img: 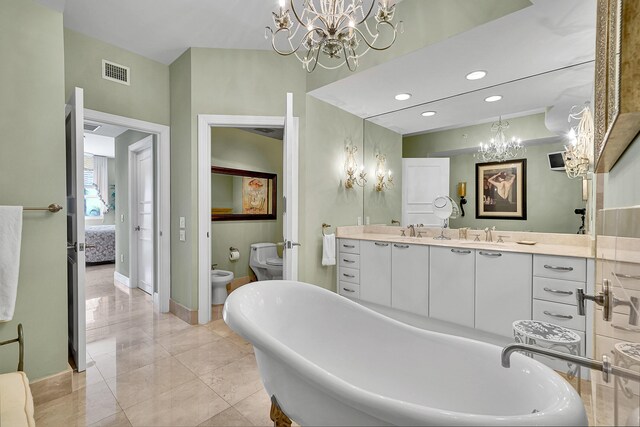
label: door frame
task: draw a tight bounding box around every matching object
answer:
[197,114,299,325]
[84,109,171,313]
[128,136,154,296]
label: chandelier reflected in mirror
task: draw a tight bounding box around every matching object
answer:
[563,103,593,179]
[475,117,525,163]
[266,0,403,72]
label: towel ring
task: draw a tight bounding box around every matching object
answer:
[322,223,331,236]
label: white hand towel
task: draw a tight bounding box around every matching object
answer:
[0,206,23,322]
[322,233,336,266]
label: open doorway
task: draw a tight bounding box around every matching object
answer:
[197,93,300,325]
[209,127,284,320]
[65,91,171,372]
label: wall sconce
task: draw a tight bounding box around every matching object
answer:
[563,102,593,179]
[344,144,367,189]
[457,182,467,216]
[374,153,393,192]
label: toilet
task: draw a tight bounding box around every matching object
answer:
[211,269,234,305]
[249,243,283,281]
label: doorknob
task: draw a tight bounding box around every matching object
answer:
[285,240,301,249]
[134,226,141,231]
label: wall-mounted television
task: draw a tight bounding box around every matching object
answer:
[548,151,566,171]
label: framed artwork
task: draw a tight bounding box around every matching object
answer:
[476,159,527,220]
[211,166,277,221]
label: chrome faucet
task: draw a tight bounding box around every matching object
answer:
[211,264,218,270]
[408,225,416,237]
[484,226,496,242]
[501,343,640,383]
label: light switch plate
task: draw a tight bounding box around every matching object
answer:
[179,217,186,229]
[120,214,124,222]
[179,230,186,241]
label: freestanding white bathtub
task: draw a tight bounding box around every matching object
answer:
[223,280,587,426]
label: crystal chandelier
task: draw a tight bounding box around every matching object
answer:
[475,117,525,163]
[266,0,403,72]
[563,103,593,179]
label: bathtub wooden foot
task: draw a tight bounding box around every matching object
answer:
[270,395,292,427]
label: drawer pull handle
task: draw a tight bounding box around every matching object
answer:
[451,249,471,254]
[612,324,640,333]
[394,244,409,249]
[343,244,355,249]
[544,264,574,272]
[613,272,640,280]
[479,251,502,257]
[543,310,573,320]
[543,287,574,296]
[343,259,356,263]
[375,242,389,247]
[343,273,355,278]
[342,288,356,293]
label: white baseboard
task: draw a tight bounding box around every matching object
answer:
[114,271,133,288]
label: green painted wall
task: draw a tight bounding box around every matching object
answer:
[306,0,531,91]
[363,120,403,225]
[114,130,152,277]
[64,29,170,126]
[169,49,194,308]
[301,96,365,291]
[211,128,283,278]
[604,133,640,209]
[403,113,555,157]
[0,0,68,380]
[447,141,585,233]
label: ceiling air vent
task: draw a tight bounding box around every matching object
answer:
[84,123,101,132]
[102,60,130,85]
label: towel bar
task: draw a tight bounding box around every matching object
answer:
[23,204,63,213]
[0,324,24,371]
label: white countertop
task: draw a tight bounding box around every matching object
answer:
[336,230,594,259]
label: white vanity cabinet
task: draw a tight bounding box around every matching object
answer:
[391,243,429,316]
[429,246,475,328]
[360,241,392,306]
[475,250,532,338]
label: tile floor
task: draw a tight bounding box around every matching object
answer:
[34,264,274,427]
[34,264,607,426]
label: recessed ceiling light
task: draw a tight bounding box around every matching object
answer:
[395,93,412,101]
[421,111,436,117]
[484,95,502,103]
[466,70,487,80]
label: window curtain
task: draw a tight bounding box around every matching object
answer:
[93,155,110,214]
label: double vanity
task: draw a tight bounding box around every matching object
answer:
[336,225,595,372]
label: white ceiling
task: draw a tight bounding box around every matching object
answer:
[84,134,115,158]
[49,0,281,64]
[309,0,597,136]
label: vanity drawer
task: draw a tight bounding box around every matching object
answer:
[338,282,360,298]
[534,255,586,282]
[533,277,580,306]
[533,300,585,332]
[339,267,360,284]
[339,253,360,269]
[339,239,360,254]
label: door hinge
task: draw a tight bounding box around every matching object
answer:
[283,196,286,214]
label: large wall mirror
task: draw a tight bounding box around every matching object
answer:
[314,1,597,235]
[211,166,277,221]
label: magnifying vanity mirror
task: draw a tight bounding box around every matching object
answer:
[432,196,460,240]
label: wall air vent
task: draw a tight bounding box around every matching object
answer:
[102,60,130,85]
[84,123,101,132]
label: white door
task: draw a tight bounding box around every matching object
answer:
[131,138,154,295]
[401,158,450,227]
[65,87,86,372]
[283,93,299,280]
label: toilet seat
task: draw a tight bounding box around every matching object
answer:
[266,257,283,267]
